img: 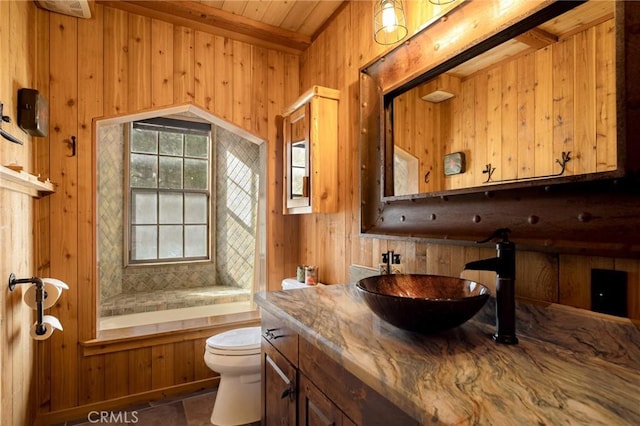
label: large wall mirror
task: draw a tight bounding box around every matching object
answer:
[391,0,615,196]
[375,1,620,199]
[359,0,640,255]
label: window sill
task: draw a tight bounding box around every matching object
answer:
[81,310,260,356]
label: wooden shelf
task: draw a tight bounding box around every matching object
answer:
[0,165,55,198]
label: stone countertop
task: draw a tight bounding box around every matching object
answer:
[254,283,640,425]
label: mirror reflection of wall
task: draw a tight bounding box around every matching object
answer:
[390,2,616,197]
[393,146,419,196]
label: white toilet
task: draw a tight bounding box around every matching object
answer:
[204,326,262,426]
[204,279,319,425]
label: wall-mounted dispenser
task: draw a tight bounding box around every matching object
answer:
[8,273,68,340]
[18,88,48,137]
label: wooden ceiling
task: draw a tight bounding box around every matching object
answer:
[99,0,346,53]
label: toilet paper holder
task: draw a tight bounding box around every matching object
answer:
[8,273,67,339]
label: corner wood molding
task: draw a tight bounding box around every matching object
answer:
[0,165,55,198]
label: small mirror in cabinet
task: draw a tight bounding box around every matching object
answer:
[284,103,311,210]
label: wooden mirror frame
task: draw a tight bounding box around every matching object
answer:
[359,0,640,257]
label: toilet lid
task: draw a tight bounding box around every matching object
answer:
[206,326,261,354]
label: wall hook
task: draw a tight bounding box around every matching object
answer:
[65,135,76,157]
[0,102,23,145]
[483,163,495,183]
[483,152,572,184]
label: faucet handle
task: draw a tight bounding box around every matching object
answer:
[476,228,511,244]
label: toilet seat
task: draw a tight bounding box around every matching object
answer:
[206,326,261,356]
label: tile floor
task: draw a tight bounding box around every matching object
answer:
[64,389,260,426]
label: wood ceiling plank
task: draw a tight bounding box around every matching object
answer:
[198,0,225,9]
[298,1,343,37]
[279,1,316,33]
[260,1,293,27]
[99,0,310,53]
[220,0,247,16]
[242,1,272,23]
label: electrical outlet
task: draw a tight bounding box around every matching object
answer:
[591,269,627,317]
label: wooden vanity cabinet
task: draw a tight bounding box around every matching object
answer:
[263,341,297,426]
[261,310,418,426]
[282,86,339,215]
[298,374,356,426]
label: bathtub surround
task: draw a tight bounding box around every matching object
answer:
[256,284,640,424]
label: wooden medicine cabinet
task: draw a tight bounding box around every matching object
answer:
[282,86,339,215]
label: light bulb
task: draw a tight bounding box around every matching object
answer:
[381,1,397,33]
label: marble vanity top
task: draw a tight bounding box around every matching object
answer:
[255,283,640,425]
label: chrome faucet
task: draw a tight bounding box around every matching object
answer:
[463,228,518,345]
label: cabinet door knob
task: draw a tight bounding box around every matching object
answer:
[264,329,283,340]
[281,386,295,400]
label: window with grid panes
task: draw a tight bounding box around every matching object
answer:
[126,118,211,264]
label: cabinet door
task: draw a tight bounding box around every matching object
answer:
[298,374,356,426]
[263,342,297,426]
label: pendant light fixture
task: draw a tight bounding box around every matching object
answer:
[428,0,456,5]
[374,0,408,45]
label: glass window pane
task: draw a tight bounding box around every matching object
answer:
[132,225,157,260]
[291,167,305,197]
[159,131,183,156]
[185,225,207,257]
[185,193,207,224]
[159,225,183,258]
[159,193,183,224]
[132,192,157,224]
[159,156,183,189]
[131,128,157,154]
[185,134,209,158]
[184,158,208,189]
[130,153,158,188]
[291,143,306,168]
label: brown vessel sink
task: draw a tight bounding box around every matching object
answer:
[356,274,490,334]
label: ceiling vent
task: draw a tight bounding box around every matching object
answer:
[34,0,92,19]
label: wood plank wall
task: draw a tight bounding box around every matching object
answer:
[393,18,616,193]
[296,2,640,318]
[0,2,39,425]
[2,0,638,424]
[24,2,301,422]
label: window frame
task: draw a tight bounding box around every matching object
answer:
[123,119,215,267]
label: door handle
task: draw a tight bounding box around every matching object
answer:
[281,386,295,400]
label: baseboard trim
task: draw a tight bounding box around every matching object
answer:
[34,377,219,426]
